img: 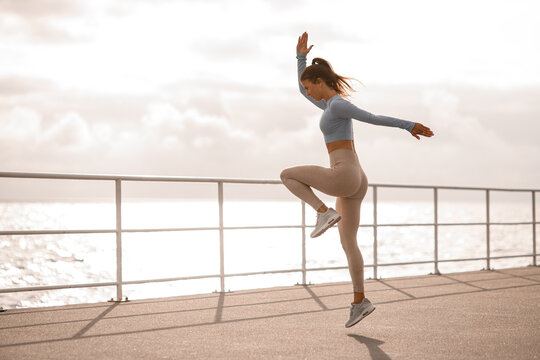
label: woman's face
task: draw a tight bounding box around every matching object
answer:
[301,79,323,101]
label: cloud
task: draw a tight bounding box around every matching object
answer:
[0,106,112,170]
[141,103,185,131]
[190,38,261,61]
[0,18,84,44]
[0,106,42,141]
[42,112,92,150]
[0,0,89,43]
[0,76,54,96]
[0,0,83,19]
[422,88,499,145]
[141,102,252,145]
[0,100,258,175]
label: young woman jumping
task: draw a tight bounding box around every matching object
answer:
[280,32,434,328]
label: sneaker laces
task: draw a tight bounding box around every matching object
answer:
[315,212,322,224]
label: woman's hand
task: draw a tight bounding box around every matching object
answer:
[411,123,434,140]
[297,32,314,55]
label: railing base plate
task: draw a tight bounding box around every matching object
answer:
[107,297,130,303]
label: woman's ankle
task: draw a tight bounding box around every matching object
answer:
[317,204,328,213]
[353,292,365,304]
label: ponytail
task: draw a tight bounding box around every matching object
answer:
[301,57,358,97]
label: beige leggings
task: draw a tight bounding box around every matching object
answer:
[280,149,368,292]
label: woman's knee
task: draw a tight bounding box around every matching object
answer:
[280,168,291,182]
[340,235,359,253]
[341,238,363,263]
[281,166,305,183]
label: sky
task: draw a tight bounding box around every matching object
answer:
[1,0,539,197]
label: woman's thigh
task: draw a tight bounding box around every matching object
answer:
[335,173,368,238]
[281,164,361,198]
[336,196,362,239]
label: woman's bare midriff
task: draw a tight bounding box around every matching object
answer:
[326,140,356,154]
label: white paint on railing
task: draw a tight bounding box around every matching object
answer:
[373,186,378,279]
[115,179,123,301]
[486,190,491,270]
[434,188,440,275]
[533,191,537,267]
[301,201,307,285]
[218,182,225,293]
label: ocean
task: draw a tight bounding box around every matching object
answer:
[1,195,538,309]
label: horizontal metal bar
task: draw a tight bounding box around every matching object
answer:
[437,222,540,226]
[375,223,435,227]
[395,222,484,227]
[375,259,435,267]
[1,172,538,192]
[0,171,281,184]
[0,226,303,236]
[224,269,303,277]
[126,221,540,234]
[366,221,539,228]
[127,225,305,233]
[223,225,302,231]
[374,183,540,192]
[129,266,368,282]
[0,229,116,236]
[305,265,350,272]
[487,222,539,226]
[122,274,221,286]
[375,254,534,267]
[0,281,117,294]
[438,256,494,263]
[122,227,220,233]
[4,221,539,237]
[477,254,534,261]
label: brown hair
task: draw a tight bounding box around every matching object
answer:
[300,57,357,97]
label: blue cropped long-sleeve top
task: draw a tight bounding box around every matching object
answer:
[296,52,415,143]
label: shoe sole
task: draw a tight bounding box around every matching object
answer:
[345,305,376,328]
[310,215,342,238]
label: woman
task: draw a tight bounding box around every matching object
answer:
[280,32,434,328]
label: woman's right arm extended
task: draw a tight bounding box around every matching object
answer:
[296,32,326,110]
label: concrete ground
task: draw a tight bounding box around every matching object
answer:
[1,266,539,360]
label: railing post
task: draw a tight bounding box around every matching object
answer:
[115,179,123,301]
[218,182,225,292]
[301,200,307,284]
[373,186,378,279]
[433,187,440,275]
[533,191,537,266]
[486,189,491,270]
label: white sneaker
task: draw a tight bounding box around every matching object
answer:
[310,207,341,238]
[345,298,375,328]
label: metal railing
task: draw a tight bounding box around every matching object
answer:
[0,171,538,302]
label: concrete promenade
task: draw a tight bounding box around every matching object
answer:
[1,266,539,359]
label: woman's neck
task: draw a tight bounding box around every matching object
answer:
[321,88,339,101]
